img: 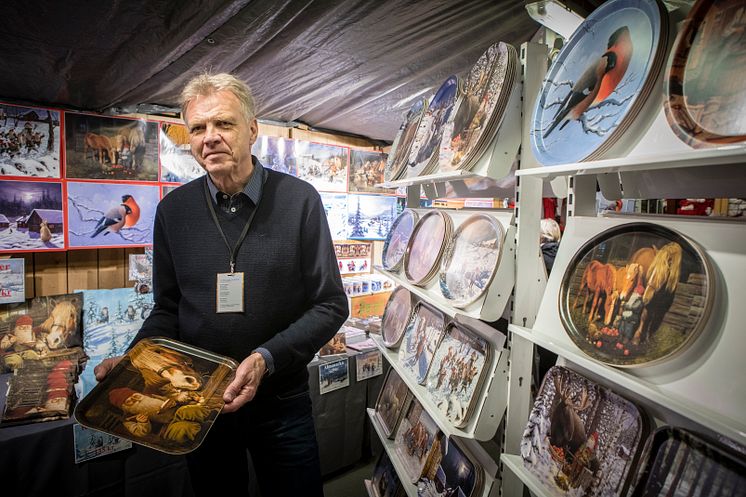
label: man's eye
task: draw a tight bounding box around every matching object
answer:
[190,125,204,133]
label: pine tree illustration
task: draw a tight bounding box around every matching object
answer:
[349,197,365,237]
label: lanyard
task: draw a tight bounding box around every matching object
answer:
[203,176,258,274]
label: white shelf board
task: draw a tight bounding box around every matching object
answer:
[372,333,508,441]
[501,454,555,497]
[364,479,375,497]
[367,408,419,497]
[375,208,515,322]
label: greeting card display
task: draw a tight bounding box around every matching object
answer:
[530,0,669,165]
[0,102,61,178]
[374,368,411,439]
[385,98,428,182]
[425,322,492,428]
[407,76,461,178]
[0,180,65,252]
[418,436,484,497]
[521,366,649,497]
[404,210,453,286]
[664,0,746,148]
[439,213,504,307]
[630,427,746,497]
[382,286,414,348]
[438,42,517,173]
[559,222,714,367]
[370,451,405,497]
[74,337,237,455]
[398,302,446,384]
[383,209,419,271]
[394,397,442,483]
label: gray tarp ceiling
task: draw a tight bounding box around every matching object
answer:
[0,0,609,142]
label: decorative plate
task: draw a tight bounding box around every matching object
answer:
[559,222,714,367]
[424,322,492,428]
[530,0,667,165]
[382,209,419,271]
[407,76,461,177]
[521,366,649,497]
[664,0,746,148]
[370,451,405,497]
[439,213,504,307]
[384,98,428,182]
[417,436,484,497]
[404,210,452,286]
[74,337,237,455]
[394,397,442,483]
[374,368,411,439]
[381,286,414,348]
[630,427,746,497]
[398,302,446,385]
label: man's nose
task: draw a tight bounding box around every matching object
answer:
[203,126,222,146]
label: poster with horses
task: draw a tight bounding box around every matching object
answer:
[559,223,714,367]
[74,337,238,454]
[159,122,204,183]
[66,181,158,248]
[0,102,61,178]
[295,140,349,193]
[64,113,159,181]
[0,179,65,252]
[520,366,649,497]
[0,292,84,373]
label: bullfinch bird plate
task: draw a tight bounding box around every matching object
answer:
[664,0,746,148]
[384,98,428,183]
[74,337,238,455]
[404,210,453,286]
[558,223,714,368]
[438,213,504,308]
[406,76,461,178]
[382,209,419,271]
[381,286,414,348]
[531,0,669,166]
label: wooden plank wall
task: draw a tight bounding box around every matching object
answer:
[1,123,385,300]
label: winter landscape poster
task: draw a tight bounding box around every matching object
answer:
[0,180,65,252]
[346,193,398,241]
[77,287,154,398]
[0,258,25,304]
[296,140,349,192]
[73,423,132,463]
[65,113,159,181]
[320,192,348,240]
[159,122,204,183]
[0,103,61,178]
[66,181,158,248]
[255,135,297,175]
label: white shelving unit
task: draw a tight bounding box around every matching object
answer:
[367,409,502,497]
[375,208,515,322]
[500,454,554,497]
[372,316,509,441]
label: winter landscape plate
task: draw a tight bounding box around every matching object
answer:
[383,209,419,271]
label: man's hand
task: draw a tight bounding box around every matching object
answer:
[222,352,266,413]
[94,355,124,381]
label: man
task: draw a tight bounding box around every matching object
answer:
[95,73,348,496]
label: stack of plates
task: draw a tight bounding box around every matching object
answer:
[530,0,670,166]
[404,210,453,286]
[384,98,428,182]
[382,209,419,271]
[664,0,746,148]
[405,75,462,178]
[438,42,518,173]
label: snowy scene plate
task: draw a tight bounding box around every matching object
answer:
[404,210,452,286]
[398,302,445,385]
[385,98,427,183]
[383,209,419,272]
[74,337,237,455]
[382,286,414,349]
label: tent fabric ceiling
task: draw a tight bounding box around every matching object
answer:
[0,0,541,142]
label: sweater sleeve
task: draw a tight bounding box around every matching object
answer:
[131,206,180,345]
[258,193,349,373]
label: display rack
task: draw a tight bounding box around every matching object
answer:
[375,208,515,322]
[367,409,501,497]
[371,318,509,441]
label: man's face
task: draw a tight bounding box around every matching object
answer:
[184,90,258,178]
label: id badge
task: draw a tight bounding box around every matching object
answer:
[216,272,244,313]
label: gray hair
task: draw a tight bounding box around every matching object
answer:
[180,72,256,125]
[540,218,561,243]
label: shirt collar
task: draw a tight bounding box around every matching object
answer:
[206,156,264,205]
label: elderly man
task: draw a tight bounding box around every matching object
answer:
[96,73,348,497]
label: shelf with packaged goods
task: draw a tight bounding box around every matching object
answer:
[508,212,746,448]
[515,108,746,200]
[367,409,501,497]
[375,208,515,322]
[376,73,522,193]
[500,454,554,497]
[371,323,509,442]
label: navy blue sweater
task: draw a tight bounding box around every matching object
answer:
[133,169,348,397]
